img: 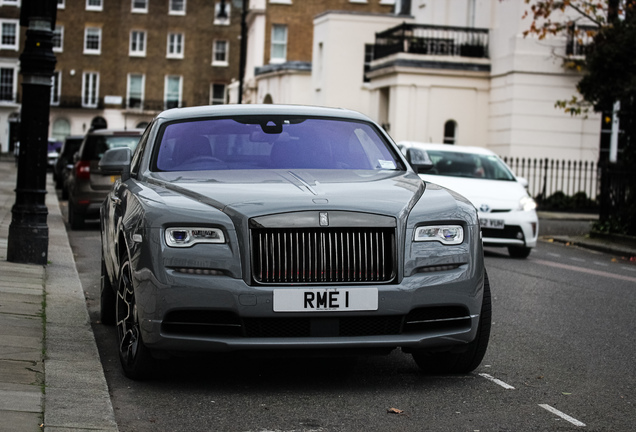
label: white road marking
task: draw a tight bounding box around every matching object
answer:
[547,253,561,258]
[593,261,609,267]
[539,404,586,427]
[534,259,636,283]
[570,257,586,262]
[622,266,636,272]
[478,373,515,390]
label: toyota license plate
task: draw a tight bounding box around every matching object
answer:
[481,218,505,229]
[273,288,378,312]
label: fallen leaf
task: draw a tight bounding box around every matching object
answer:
[387,407,404,414]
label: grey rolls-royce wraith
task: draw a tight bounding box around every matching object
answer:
[99,104,490,380]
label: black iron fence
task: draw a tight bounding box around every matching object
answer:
[374,23,490,60]
[598,165,636,235]
[501,157,600,211]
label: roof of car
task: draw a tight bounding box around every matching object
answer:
[398,142,498,156]
[156,104,373,122]
[88,128,144,136]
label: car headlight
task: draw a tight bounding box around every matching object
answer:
[519,196,537,212]
[165,227,225,248]
[414,225,464,245]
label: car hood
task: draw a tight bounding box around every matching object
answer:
[419,174,527,211]
[145,169,427,221]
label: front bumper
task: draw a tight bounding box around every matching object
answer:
[133,266,484,354]
[479,209,538,248]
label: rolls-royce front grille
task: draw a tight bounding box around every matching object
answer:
[251,228,396,284]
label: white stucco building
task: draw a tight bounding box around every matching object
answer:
[245,0,602,162]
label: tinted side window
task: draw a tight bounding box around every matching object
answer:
[130,123,153,177]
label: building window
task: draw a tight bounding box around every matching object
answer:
[167,33,184,58]
[212,40,228,66]
[52,26,64,52]
[52,118,71,142]
[210,83,225,105]
[0,67,16,102]
[82,72,99,108]
[84,27,101,55]
[169,0,186,15]
[165,75,182,109]
[130,31,146,56]
[271,24,287,63]
[0,20,19,51]
[214,1,230,25]
[132,0,148,12]
[0,0,19,6]
[51,71,61,105]
[443,120,457,144]
[58,0,65,8]
[86,0,103,11]
[127,74,144,109]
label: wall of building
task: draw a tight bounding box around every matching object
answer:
[368,58,491,144]
[487,0,601,160]
[312,12,406,117]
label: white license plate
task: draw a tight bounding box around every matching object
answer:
[481,218,505,229]
[273,288,378,312]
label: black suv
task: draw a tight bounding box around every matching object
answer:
[67,129,143,229]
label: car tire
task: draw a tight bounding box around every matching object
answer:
[116,257,155,380]
[100,258,116,326]
[61,186,69,200]
[508,246,532,259]
[412,271,492,374]
[68,202,85,230]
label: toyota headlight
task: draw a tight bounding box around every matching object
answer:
[414,225,464,245]
[519,196,537,212]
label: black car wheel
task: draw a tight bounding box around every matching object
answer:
[412,271,492,374]
[508,246,532,259]
[100,257,116,326]
[116,257,154,380]
[68,201,85,230]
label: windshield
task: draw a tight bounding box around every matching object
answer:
[424,150,516,181]
[153,117,403,172]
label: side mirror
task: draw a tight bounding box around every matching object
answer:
[406,148,434,173]
[517,176,529,188]
[99,147,132,181]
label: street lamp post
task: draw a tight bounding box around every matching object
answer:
[235,0,248,104]
[218,0,248,104]
[7,1,57,265]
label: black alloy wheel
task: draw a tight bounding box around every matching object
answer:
[116,257,154,379]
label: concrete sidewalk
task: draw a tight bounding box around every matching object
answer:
[0,157,117,432]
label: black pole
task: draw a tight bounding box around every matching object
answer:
[238,0,248,104]
[7,1,57,265]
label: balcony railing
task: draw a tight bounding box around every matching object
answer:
[373,23,489,61]
[51,97,185,111]
[565,24,596,57]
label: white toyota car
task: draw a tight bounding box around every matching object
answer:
[399,142,538,258]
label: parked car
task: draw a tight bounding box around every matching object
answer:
[67,128,143,229]
[399,142,538,258]
[47,139,63,171]
[99,105,490,380]
[54,135,84,197]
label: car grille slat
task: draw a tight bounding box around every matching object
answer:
[251,227,396,284]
